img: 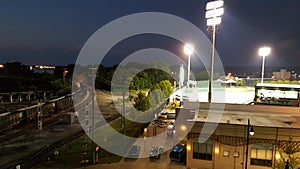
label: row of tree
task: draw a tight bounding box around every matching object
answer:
[259,80,300,85]
[95,61,174,111]
[0,62,73,96]
[134,80,173,111]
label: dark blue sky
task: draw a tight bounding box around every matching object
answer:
[0,0,299,67]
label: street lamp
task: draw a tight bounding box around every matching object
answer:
[184,44,194,87]
[143,128,147,153]
[245,119,254,169]
[258,46,271,84]
[144,136,147,153]
[206,0,224,103]
[172,130,176,146]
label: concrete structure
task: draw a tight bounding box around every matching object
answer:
[63,112,76,124]
[176,102,300,169]
[273,69,291,81]
[0,91,53,103]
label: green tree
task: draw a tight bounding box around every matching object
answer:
[235,79,245,86]
[149,83,165,107]
[158,80,173,98]
[277,80,284,84]
[134,92,150,111]
[195,71,209,81]
[275,138,300,169]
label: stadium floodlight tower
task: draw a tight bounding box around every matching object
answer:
[184,43,194,87]
[206,0,224,103]
[258,46,271,84]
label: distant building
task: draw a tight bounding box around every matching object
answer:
[176,103,300,169]
[272,69,291,80]
[31,65,55,74]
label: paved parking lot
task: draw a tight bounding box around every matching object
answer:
[79,116,186,169]
[82,153,186,169]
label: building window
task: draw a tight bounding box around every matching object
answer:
[250,143,273,167]
[193,138,212,160]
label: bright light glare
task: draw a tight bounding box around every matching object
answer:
[184,44,194,55]
[275,153,281,160]
[187,145,191,151]
[214,147,219,154]
[205,8,224,18]
[207,17,222,26]
[180,125,187,131]
[206,0,224,10]
[258,47,271,56]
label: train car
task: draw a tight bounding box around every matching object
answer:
[0,95,73,132]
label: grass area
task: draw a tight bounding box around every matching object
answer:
[39,135,123,168]
[39,114,149,168]
[38,90,164,168]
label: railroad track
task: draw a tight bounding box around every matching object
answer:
[0,106,74,144]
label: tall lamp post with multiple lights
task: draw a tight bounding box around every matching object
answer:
[206,0,224,103]
[258,47,271,84]
[245,119,254,169]
[184,44,194,88]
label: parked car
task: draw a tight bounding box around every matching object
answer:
[127,145,140,158]
[149,146,164,159]
[169,144,186,163]
[149,146,163,159]
[167,125,175,136]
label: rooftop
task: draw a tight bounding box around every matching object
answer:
[182,102,300,129]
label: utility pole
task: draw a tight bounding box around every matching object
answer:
[37,100,42,132]
[122,89,126,135]
[90,66,97,164]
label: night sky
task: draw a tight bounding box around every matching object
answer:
[0,0,299,67]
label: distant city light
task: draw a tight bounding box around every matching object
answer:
[35,65,56,69]
[0,64,4,68]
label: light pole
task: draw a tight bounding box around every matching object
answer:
[245,119,254,169]
[184,44,194,87]
[143,128,147,153]
[206,0,224,103]
[172,130,176,146]
[144,136,147,153]
[154,113,158,139]
[258,47,271,84]
[63,68,68,85]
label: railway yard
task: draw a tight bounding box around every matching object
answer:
[0,90,122,169]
